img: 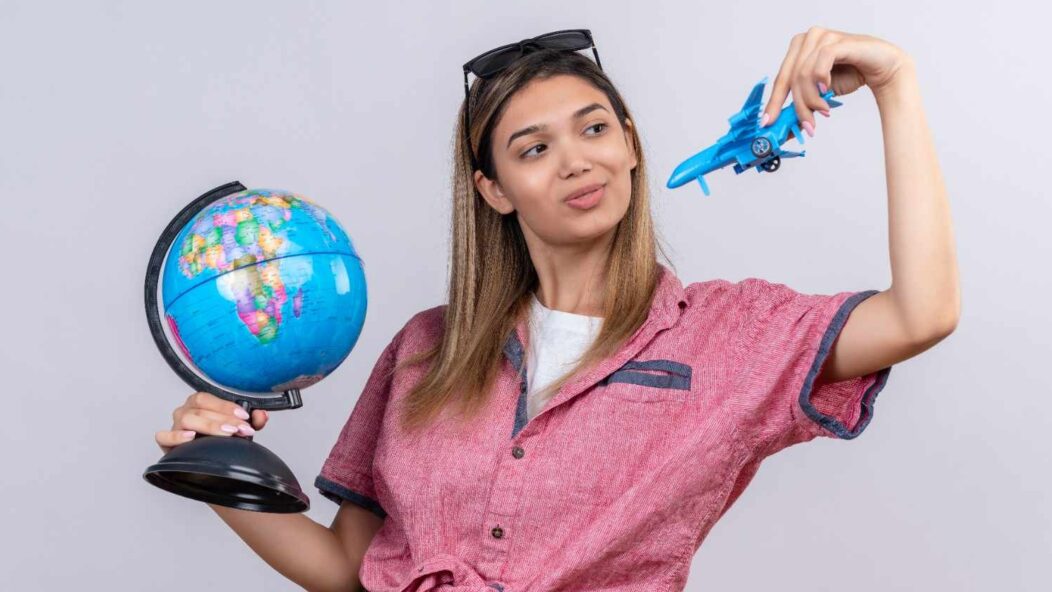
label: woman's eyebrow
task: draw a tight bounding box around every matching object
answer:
[506,103,609,149]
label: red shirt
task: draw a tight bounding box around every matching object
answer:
[316,264,891,592]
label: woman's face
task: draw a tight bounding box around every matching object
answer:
[473,74,638,248]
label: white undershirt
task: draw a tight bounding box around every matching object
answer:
[525,293,603,422]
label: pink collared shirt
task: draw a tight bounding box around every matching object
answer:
[316,264,892,592]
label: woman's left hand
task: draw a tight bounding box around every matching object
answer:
[759,26,913,136]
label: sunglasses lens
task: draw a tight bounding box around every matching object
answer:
[472,48,522,78]
[536,30,592,51]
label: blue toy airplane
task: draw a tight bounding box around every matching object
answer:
[666,76,843,195]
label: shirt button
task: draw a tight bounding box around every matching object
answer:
[512,446,524,459]
[491,526,504,539]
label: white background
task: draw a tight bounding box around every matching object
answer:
[1,0,1047,590]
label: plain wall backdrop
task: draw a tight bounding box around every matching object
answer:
[1,0,1047,590]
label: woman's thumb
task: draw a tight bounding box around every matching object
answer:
[251,409,268,430]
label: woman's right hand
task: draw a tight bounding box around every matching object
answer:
[155,391,269,454]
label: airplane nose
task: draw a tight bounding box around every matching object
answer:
[667,164,691,189]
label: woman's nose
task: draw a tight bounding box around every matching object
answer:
[559,143,592,177]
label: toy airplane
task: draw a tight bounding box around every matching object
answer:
[666,76,843,195]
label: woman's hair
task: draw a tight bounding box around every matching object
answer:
[395,48,673,433]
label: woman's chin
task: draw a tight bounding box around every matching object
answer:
[560,218,621,246]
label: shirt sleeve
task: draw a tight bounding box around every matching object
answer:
[314,327,404,519]
[733,277,893,453]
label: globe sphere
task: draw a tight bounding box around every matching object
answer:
[160,188,366,393]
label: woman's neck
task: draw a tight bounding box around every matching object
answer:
[527,234,612,317]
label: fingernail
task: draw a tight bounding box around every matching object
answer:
[220,424,238,433]
[238,424,256,435]
[818,81,827,94]
[182,431,196,440]
[262,410,268,419]
[760,113,770,127]
[819,109,830,118]
[234,407,250,420]
[802,120,815,137]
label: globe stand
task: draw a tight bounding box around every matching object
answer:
[143,415,309,513]
[142,181,310,513]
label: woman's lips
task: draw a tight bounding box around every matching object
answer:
[565,185,604,210]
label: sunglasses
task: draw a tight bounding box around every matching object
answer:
[461,29,603,171]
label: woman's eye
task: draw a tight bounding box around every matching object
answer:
[519,123,608,159]
[521,144,546,159]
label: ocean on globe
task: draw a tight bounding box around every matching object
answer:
[160,188,367,394]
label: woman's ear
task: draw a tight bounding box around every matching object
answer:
[474,170,516,215]
[623,118,639,171]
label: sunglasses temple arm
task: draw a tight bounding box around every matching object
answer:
[463,70,471,132]
[463,69,477,171]
[591,45,602,71]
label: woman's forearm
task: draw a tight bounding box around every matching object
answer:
[874,58,961,336]
[209,503,360,592]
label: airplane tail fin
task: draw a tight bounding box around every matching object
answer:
[820,88,844,109]
[741,76,768,120]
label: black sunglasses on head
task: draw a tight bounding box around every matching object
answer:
[461,29,603,171]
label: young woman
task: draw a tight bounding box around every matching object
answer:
[156,27,959,592]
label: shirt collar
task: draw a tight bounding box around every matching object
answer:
[503,263,686,375]
[649,262,688,329]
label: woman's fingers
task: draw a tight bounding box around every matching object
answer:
[790,30,827,136]
[801,46,833,114]
[184,391,252,422]
[763,27,851,136]
[172,406,256,438]
[156,391,264,454]
[812,40,844,101]
[182,408,255,434]
[172,391,255,433]
[156,408,257,454]
[761,33,805,127]
[155,428,196,454]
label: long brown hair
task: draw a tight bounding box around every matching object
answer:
[395,48,674,433]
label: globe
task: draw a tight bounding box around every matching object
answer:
[159,188,366,394]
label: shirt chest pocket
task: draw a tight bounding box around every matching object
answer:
[597,358,694,403]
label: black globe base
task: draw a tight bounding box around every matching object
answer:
[144,434,310,513]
